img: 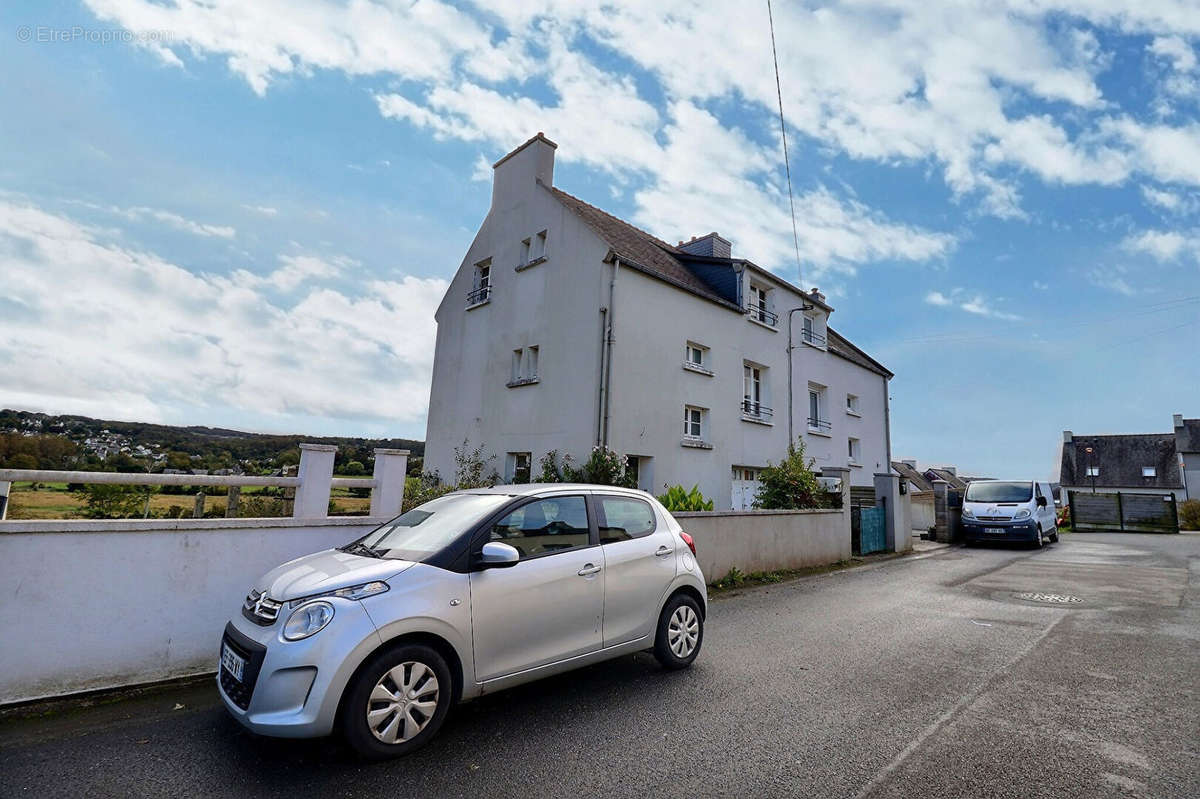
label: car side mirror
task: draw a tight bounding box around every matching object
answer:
[476,541,520,569]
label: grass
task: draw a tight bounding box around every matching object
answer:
[708,560,856,595]
[4,485,372,520]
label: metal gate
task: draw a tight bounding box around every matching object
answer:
[1069,490,1179,533]
[853,504,887,554]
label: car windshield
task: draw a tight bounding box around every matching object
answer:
[350,493,512,561]
[964,481,1033,503]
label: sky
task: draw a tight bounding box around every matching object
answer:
[1,0,1198,480]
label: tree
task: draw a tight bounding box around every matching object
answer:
[81,484,152,519]
[342,460,366,476]
[753,438,829,510]
[6,453,37,470]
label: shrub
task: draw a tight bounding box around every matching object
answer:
[753,438,829,510]
[657,484,714,512]
[1056,504,1072,530]
[573,446,635,487]
[453,439,499,488]
[80,484,153,519]
[402,473,453,513]
[1180,499,1200,531]
[240,495,286,518]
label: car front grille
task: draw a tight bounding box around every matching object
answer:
[242,589,283,626]
[976,516,1011,522]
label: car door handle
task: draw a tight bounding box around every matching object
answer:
[577,564,601,576]
[655,546,672,557]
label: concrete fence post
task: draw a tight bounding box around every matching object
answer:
[0,480,10,520]
[193,492,206,519]
[874,472,910,553]
[822,466,852,560]
[933,480,957,543]
[294,443,337,519]
[370,449,410,518]
[226,486,241,518]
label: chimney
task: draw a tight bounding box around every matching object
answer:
[1174,414,1184,430]
[492,132,557,208]
[1063,430,1073,443]
[810,287,826,303]
[678,232,731,259]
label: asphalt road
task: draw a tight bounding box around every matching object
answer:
[2,533,1197,798]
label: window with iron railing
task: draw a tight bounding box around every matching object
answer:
[468,259,492,307]
[740,400,773,420]
[746,284,777,327]
[801,317,826,346]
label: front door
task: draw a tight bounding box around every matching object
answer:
[469,495,603,681]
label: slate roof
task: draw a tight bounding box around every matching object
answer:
[548,185,892,379]
[1059,433,1183,489]
[827,329,893,378]
[891,461,933,492]
[548,187,739,310]
[925,468,967,490]
[1176,418,1200,453]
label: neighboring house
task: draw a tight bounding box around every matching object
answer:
[891,460,933,493]
[923,466,967,491]
[1060,413,1198,502]
[425,133,894,510]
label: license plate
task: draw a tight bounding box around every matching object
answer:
[221,643,246,682]
[984,527,1005,535]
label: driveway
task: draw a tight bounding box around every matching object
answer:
[2,533,1197,798]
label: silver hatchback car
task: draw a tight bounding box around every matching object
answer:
[217,484,707,758]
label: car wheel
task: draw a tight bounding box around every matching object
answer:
[1048,526,1059,543]
[1032,526,1044,549]
[654,593,704,670]
[340,642,452,760]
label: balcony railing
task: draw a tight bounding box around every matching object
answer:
[466,285,491,306]
[801,328,827,346]
[741,400,773,421]
[807,417,832,432]
[746,305,778,327]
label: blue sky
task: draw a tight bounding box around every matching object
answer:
[1,0,1198,479]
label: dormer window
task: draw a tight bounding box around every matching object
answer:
[683,341,712,375]
[517,230,549,271]
[1142,466,1156,478]
[801,314,826,347]
[1086,466,1100,477]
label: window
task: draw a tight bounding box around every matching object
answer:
[506,452,532,484]
[1086,466,1100,477]
[520,237,531,264]
[468,259,491,306]
[846,394,860,414]
[747,283,777,326]
[807,384,830,432]
[1142,466,1156,478]
[686,342,706,366]
[533,230,547,259]
[597,496,656,543]
[489,496,591,560]
[733,467,761,481]
[625,456,640,487]
[742,362,771,420]
[683,405,704,440]
[848,437,860,463]
[508,346,539,386]
[801,314,826,347]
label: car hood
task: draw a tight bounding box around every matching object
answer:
[257,549,415,601]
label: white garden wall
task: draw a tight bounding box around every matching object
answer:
[673,508,849,580]
[0,517,381,704]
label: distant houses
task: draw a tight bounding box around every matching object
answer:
[1060,413,1197,502]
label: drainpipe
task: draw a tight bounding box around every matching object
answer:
[883,376,892,472]
[601,257,621,447]
[596,307,608,446]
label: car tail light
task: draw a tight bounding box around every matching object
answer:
[679,531,696,556]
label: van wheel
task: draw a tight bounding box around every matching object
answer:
[653,593,704,670]
[1031,526,1044,549]
[1048,526,1059,544]
[340,642,452,760]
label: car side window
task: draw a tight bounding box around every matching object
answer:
[489,496,591,560]
[597,496,657,544]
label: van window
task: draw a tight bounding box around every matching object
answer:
[964,481,1033,503]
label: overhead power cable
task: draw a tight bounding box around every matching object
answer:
[767,0,804,287]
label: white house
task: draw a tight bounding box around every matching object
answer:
[425,133,894,510]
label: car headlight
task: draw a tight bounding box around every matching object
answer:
[1014,509,1031,519]
[283,601,335,641]
[962,507,974,518]
[287,580,389,609]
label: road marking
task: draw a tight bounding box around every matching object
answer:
[852,614,1066,799]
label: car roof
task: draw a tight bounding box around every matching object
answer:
[458,483,652,499]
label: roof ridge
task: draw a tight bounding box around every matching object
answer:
[549,186,682,255]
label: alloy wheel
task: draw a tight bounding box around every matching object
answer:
[366,661,440,744]
[667,605,699,658]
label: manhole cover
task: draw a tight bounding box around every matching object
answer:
[1014,591,1084,604]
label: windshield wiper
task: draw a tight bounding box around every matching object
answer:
[341,541,381,559]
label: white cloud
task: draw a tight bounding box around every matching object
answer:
[232,253,354,292]
[1122,228,1200,261]
[0,199,446,427]
[73,201,237,238]
[924,287,1022,320]
[1087,264,1141,296]
[241,204,278,216]
[1149,35,1198,72]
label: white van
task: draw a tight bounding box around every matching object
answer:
[961,480,1058,547]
